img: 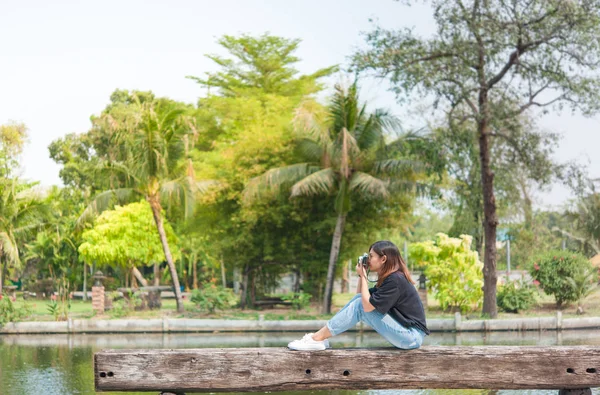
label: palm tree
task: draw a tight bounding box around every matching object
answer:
[245,82,422,313]
[553,192,600,255]
[79,98,215,313]
[0,179,47,291]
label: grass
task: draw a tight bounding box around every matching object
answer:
[6,286,600,322]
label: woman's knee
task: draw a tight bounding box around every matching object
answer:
[386,329,423,349]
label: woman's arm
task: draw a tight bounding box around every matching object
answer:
[356,263,375,312]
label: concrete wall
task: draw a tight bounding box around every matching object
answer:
[1,312,599,334]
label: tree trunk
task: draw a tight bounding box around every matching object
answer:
[293,268,301,293]
[322,213,347,314]
[1,259,7,293]
[240,264,249,309]
[478,116,499,318]
[250,271,256,306]
[0,258,4,292]
[132,267,149,287]
[147,196,184,313]
[192,253,198,290]
[341,259,349,294]
[221,256,226,288]
[518,176,533,230]
[153,263,160,286]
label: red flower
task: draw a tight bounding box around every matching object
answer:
[534,263,540,270]
[51,294,57,301]
[533,280,540,286]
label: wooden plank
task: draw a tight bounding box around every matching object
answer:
[95,346,600,392]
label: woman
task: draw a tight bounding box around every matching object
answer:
[288,240,429,351]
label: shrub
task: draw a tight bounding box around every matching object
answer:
[191,285,238,313]
[409,233,483,313]
[107,291,142,318]
[497,280,537,313]
[280,292,312,310]
[0,294,31,325]
[566,265,598,314]
[529,250,593,308]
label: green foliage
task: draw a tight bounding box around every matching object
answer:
[562,192,600,255]
[529,250,593,307]
[0,122,28,178]
[46,301,61,321]
[79,201,179,267]
[565,265,598,311]
[0,178,48,284]
[280,292,312,310]
[0,295,31,325]
[187,33,336,98]
[108,291,142,318]
[187,34,339,303]
[410,233,483,312]
[497,280,538,313]
[191,285,238,313]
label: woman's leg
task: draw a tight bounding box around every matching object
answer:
[326,297,424,349]
[312,294,361,341]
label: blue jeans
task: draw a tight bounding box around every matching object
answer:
[326,294,425,349]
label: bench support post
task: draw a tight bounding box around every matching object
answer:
[559,389,592,395]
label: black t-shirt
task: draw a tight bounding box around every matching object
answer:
[369,271,430,335]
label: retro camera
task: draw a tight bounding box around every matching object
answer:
[357,253,369,268]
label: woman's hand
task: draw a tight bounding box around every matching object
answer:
[355,262,367,278]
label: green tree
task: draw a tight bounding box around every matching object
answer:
[79,201,180,281]
[187,34,338,307]
[410,233,484,312]
[356,0,600,317]
[0,122,28,178]
[245,82,421,313]
[187,33,336,98]
[560,192,600,255]
[0,179,48,290]
[79,94,209,313]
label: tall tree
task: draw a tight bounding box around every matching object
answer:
[0,122,27,178]
[356,0,600,317]
[187,34,338,307]
[245,82,421,313]
[187,33,336,98]
[0,179,47,290]
[78,94,210,313]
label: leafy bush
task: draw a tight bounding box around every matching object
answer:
[280,292,312,310]
[497,280,537,313]
[529,250,593,308]
[410,233,483,313]
[26,279,55,297]
[108,291,142,318]
[566,265,598,313]
[191,285,238,313]
[0,294,31,325]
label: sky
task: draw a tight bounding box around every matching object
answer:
[1,0,598,210]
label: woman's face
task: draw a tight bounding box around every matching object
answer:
[368,248,387,274]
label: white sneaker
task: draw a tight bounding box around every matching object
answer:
[288,333,329,351]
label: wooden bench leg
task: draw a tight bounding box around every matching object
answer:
[559,389,592,395]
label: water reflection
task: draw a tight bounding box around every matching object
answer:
[0,330,599,395]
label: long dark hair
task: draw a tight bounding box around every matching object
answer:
[370,240,414,287]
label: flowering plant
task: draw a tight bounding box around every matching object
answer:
[529,250,592,308]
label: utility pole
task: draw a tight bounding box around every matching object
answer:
[506,239,511,277]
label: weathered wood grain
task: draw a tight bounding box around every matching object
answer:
[95,346,600,392]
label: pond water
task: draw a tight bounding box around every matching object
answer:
[1,330,599,395]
